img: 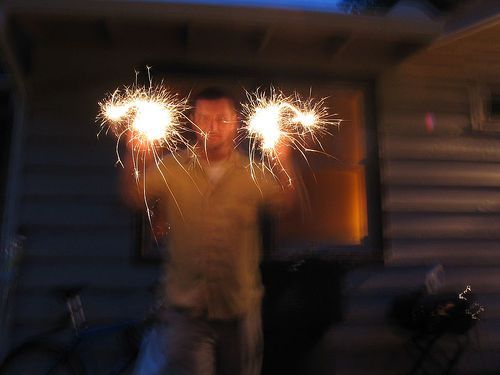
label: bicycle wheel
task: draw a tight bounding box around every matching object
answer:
[0,341,85,375]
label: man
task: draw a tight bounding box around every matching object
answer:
[121,87,296,375]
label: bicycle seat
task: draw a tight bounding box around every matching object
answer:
[51,284,88,301]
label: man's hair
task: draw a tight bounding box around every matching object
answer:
[192,87,238,111]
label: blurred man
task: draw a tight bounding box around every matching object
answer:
[121,87,295,375]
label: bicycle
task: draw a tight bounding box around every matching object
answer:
[0,284,159,375]
[388,286,481,375]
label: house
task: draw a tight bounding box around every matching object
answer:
[1,0,500,373]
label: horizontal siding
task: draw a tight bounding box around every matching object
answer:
[335,69,500,375]
[17,261,158,293]
[26,114,105,139]
[384,160,500,187]
[22,227,133,259]
[387,213,500,240]
[23,141,118,168]
[12,288,156,323]
[344,294,393,323]
[385,187,500,213]
[22,168,119,197]
[380,83,469,113]
[19,198,129,227]
[345,265,438,294]
[26,120,104,137]
[20,196,130,227]
[346,266,500,295]
[386,239,500,266]
[382,135,500,162]
[8,91,161,349]
[379,111,469,136]
[320,320,500,375]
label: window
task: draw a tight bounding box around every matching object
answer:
[470,84,500,132]
[273,84,375,256]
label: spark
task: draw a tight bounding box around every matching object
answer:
[240,87,341,184]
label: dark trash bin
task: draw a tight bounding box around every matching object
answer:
[261,258,345,375]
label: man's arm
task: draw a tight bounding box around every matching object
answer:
[119,138,167,211]
[119,145,171,238]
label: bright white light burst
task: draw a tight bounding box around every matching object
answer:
[248,104,282,150]
[98,83,190,156]
[132,100,173,142]
[241,87,341,182]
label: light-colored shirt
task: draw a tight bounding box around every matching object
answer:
[145,149,283,319]
[205,160,229,185]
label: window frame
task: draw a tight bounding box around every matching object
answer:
[470,83,500,133]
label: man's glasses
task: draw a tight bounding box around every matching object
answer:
[196,114,236,125]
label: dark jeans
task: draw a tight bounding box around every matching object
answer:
[134,305,262,375]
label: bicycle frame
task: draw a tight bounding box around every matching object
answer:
[56,318,141,374]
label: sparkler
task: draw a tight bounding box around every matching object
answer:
[241,87,341,184]
[97,69,195,227]
[97,79,191,162]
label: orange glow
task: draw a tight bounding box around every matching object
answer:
[277,89,368,247]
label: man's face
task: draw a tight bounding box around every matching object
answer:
[193,98,238,153]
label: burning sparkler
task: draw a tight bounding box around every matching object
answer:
[97,69,197,228]
[98,79,191,162]
[240,87,340,183]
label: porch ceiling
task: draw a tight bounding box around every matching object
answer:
[2,0,446,87]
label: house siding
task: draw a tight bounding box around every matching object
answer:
[317,51,500,373]
[8,87,161,346]
[377,68,500,372]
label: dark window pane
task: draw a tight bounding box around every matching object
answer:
[491,93,500,118]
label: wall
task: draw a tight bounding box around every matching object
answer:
[314,24,500,374]
[8,84,162,346]
[379,66,500,373]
